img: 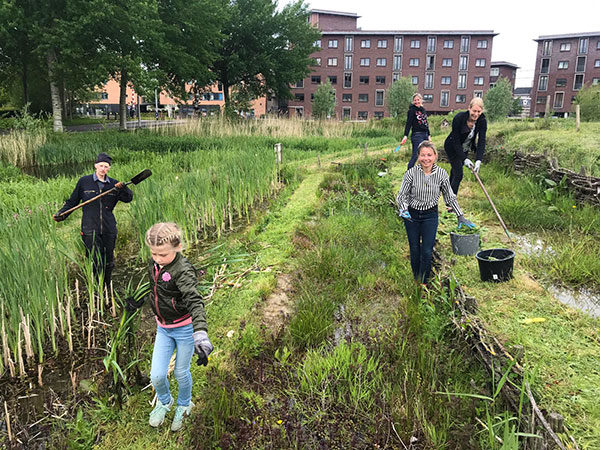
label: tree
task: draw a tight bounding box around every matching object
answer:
[211,0,320,110]
[509,97,523,117]
[312,80,336,119]
[386,77,415,119]
[574,84,600,121]
[483,77,513,121]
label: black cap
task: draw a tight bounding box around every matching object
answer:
[96,152,112,165]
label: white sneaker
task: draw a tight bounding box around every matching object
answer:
[170,401,194,432]
[149,396,173,427]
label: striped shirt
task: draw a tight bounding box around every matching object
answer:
[396,164,463,216]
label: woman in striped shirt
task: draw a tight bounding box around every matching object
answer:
[396,141,475,283]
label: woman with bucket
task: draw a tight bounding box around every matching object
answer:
[396,141,476,284]
[401,93,431,169]
[443,97,487,196]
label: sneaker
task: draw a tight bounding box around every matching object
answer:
[171,401,194,432]
[149,396,174,427]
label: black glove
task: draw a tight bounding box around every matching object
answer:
[53,213,67,222]
[125,296,145,313]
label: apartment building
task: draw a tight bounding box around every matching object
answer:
[531,32,600,117]
[288,9,497,119]
[490,61,518,89]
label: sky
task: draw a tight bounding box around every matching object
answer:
[285,0,600,87]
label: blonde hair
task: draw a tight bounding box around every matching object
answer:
[417,140,437,156]
[145,222,182,248]
[412,93,423,101]
[469,97,484,110]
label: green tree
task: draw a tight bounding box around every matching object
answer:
[574,84,600,121]
[312,80,336,119]
[386,77,415,119]
[483,77,513,121]
[212,0,320,110]
[509,97,523,117]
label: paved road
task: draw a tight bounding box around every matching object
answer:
[65,119,188,132]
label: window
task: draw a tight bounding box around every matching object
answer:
[310,93,314,100]
[423,94,433,103]
[441,76,451,85]
[558,61,569,69]
[556,78,567,87]
[345,36,353,52]
[313,57,321,66]
[409,58,419,67]
[598,41,600,49]
[360,39,370,48]
[442,58,452,67]
[344,73,352,88]
[342,93,352,102]
[295,80,304,88]
[474,76,484,85]
[314,40,322,49]
[554,92,564,109]
[311,75,321,84]
[460,36,470,52]
[374,111,384,119]
[375,90,384,106]
[394,36,402,52]
[542,40,552,56]
[443,40,454,49]
[459,55,468,71]
[376,58,387,67]
[477,39,488,49]
[456,94,466,103]
[425,73,434,89]
[560,43,571,51]
[359,76,369,84]
[540,58,550,74]
[437,91,447,108]
[458,73,467,89]
[345,55,353,70]
[360,58,370,67]
[579,37,588,54]
[327,57,338,67]
[411,76,419,85]
[426,55,435,70]
[574,74,584,90]
[427,36,436,52]
[490,67,499,77]
[475,58,486,67]
[538,75,548,91]
[576,56,586,72]
[410,39,421,49]
[357,111,368,120]
[376,76,386,84]
[328,76,337,85]
[377,39,387,48]
[595,59,600,68]
[536,96,547,105]
[393,55,402,70]
[593,78,600,85]
[358,93,368,103]
[328,39,338,48]
[342,107,351,119]
[101,92,108,99]
[294,93,304,101]
[473,90,483,98]
[393,72,402,82]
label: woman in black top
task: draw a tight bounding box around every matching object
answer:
[443,97,487,195]
[397,141,475,283]
[401,93,431,169]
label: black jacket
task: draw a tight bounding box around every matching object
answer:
[57,174,133,235]
[403,104,430,137]
[148,253,207,332]
[444,110,487,162]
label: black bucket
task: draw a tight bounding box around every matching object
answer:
[475,248,515,282]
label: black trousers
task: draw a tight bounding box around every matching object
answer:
[81,232,116,286]
[447,153,465,195]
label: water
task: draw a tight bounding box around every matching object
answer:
[548,285,600,319]
[513,232,555,257]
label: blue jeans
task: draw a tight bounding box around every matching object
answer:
[150,324,195,407]
[404,207,439,282]
[407,132,428,169]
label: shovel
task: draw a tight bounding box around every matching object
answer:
[471,169,514,246]
[55,169,152,218]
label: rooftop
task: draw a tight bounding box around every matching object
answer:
[310,9,360,18]
[535,31,600,41]
[320,30,498,36]
[491,61,520,69]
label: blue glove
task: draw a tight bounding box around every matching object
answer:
[463,158,474,169]
[400,210,412,220]
[474,160,482,173]
[457,215,476,229]
[193,330,213,366]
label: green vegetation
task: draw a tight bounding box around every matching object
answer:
[311,80,336,119]
[575,84,600,121]
[386,76,415,119]
[483,77,514,121]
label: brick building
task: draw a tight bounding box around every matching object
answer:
[531,32,600,117]
[288,9,497,119]
[490,61,518,89]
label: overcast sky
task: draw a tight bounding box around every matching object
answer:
[288,0,600,87]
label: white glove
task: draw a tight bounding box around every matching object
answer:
[463,158,474,169]
[474,160,482,173]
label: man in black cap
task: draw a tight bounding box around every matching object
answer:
[54,153,133,287]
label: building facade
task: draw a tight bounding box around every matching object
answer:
[288,10,497,119]
[531,32,600,117]
[490,61,518,89]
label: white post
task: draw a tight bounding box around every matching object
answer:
[137,94,141,126]
[576,104,580,132]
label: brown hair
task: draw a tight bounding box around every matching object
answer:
[145,222,182,248]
